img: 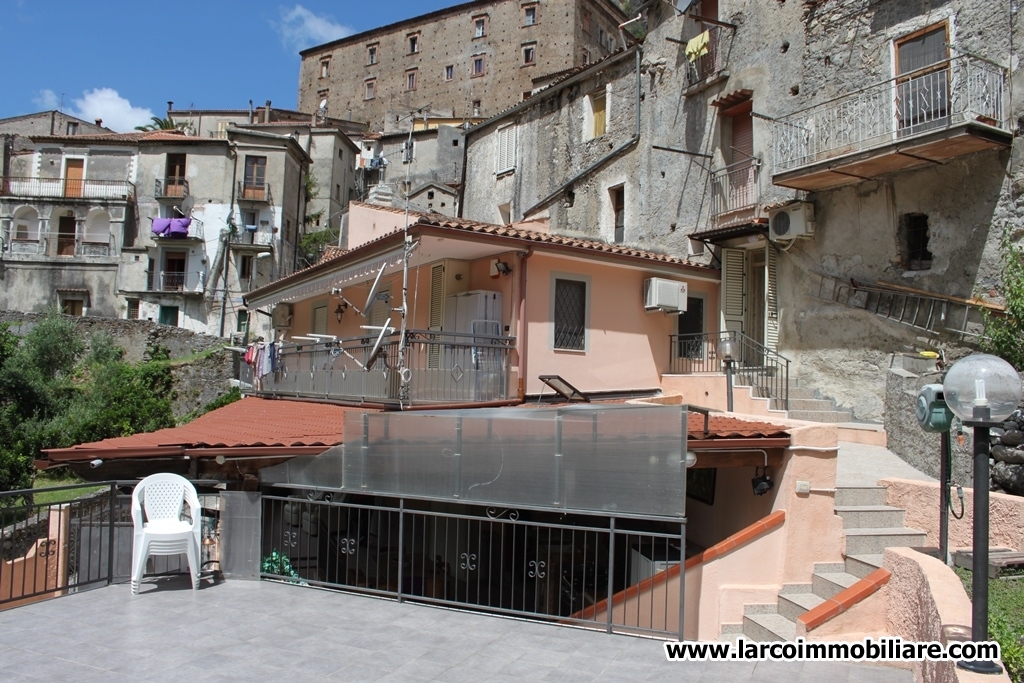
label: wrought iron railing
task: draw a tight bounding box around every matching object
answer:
[710,158,761,220]
[240,330,515,405]
[262,494,687,639]
[685,24,728,85]
[151,219,204,241]
[154,177,189,199]
[238,182,271,202]
[669,331,790,410]
[773,55,1008,173]
[231,226,274,246]
[146,270,206,294]
[0,483,217,608]
[2,228,113,257]
[0,177,135,200]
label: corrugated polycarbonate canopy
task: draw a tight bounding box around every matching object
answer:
[261,404,692,518]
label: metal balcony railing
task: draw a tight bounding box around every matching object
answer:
[238,182,271,202]
[146,270,206,294]
[773,55,1008,173]
[231,226,274,247]
[0,177,135,200]
[685,24,728,86]
[710,158,761,220]
[669,331,790,410]
[154,177,189,199]
[240,330,515,406]
[151,218,204,241]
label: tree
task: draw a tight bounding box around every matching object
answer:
[981,230,1024,370]
[134,116,187,132]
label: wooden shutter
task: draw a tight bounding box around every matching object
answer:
[428,264,445,368]
[721,248,745,335]
[313,305,328,335]
[764,245,779,351]
[732,112,753,161]
[496,125,515,173]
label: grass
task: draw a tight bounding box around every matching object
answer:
[31,474,107,507]
[955,566,1024,682]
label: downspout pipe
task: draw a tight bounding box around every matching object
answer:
[516,247,534,399]
[521,46,643,220]
[218,144,240,338]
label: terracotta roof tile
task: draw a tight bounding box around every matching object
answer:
[44,397,376,461]
[31,130,224,144]
[319,245,348,263]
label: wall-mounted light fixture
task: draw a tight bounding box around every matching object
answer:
[335,302,348,322]
[752,466,774,496]
[491,260,512,277]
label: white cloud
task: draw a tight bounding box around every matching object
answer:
[32,88,154,132]
[277,5,353,54]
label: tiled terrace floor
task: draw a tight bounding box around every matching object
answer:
[0,577,913,682]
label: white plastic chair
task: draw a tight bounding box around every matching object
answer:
[131,473,202,594]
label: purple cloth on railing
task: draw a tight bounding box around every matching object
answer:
[151,217,172,236]
[168,218,191,237]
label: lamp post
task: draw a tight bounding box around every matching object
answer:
[717,335,739,412]
[942,354,1021,675]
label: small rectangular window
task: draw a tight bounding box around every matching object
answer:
[522,44,536,66]
[445,64,454,81]
[237,310,250,333]
[524,5,537,25]
[899,213,933,270]
[365,79,376,100]
[472,100,482,116]
[406,69,418,91]
[66,121,79,135]
[610,185,625,243]
[582,10,591,34]
[126,299,140,320]
[474,17,486,38]
[320,58,330,78]
[554,279,587,351]
[590,90,607,137]
[367,44,378,65]
[472,56,485,76]
[408,34,419,54]
[240,254,254,279]
[496,125,516,173]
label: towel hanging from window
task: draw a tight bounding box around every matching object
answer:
[685,31,710,63]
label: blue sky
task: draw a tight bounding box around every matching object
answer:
[0,1,452,131]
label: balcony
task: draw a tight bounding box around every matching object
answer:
[238,181,271,203]
[146,270,206,295]
[154,177,189,200]
[241,330,515,406]
[2,229,113,258]
[684,23,729,89]
[0,177,135,200]
[230,225,274,249]
[151,217,204,241]
[709,158,761,228]
[772,56,1011,191]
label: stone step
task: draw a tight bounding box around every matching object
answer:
[787,409,855,423]
[812,571,860,600]
[834,505,906,529]
[743,613,797,642]
[843,527,928,555]
[845,554,885,579]
[786,387,820,400]
[835,486,888,507]
[778,591,826,621]
[777,398,837,412]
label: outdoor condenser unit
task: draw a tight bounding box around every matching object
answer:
[768,202,815,241]
[644,278,687,313]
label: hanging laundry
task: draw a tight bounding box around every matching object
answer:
[685,30,710,63]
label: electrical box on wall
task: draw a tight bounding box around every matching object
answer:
[271,303,293,329]
[768,202,815,241]
[644,278,687,313]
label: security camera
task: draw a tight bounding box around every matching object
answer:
[89,459,104,468]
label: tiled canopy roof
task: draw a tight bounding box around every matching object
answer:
[30,130,225,144]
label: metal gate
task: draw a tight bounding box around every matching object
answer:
[262,493,686,639]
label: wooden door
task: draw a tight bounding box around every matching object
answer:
[163,251,187,291]
[64,159,84,198]
[57,216,76,256]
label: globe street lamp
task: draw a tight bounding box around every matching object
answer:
[717,336,739,412]
[942,354,1022,675]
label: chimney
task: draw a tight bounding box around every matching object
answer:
[249,100,254,124]
[264,100,271,123]
[94,119,102,127]
[167,101,173,115]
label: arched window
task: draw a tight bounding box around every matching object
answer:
[13,207,40,241]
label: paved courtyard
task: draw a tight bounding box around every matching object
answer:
[0,576,913,682]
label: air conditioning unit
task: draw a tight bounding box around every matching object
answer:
[768,202,815,242]
[271,303,293,329]
[644,278,687,313]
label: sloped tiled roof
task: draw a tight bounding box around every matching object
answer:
[30,130,224,145]
[43,397,376,462]
[319,245,348,263]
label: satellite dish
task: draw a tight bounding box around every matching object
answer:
[180,195,195,216]
[361,265,387,318]
[318,99,328,111]
[365,318,393,369]
[676,0,694,13]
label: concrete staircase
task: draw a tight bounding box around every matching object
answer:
[725,486,926,641]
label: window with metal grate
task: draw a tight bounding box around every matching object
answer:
[554,279,586,350]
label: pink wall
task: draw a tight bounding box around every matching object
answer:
[347,203,406,250]
[523,253,718,396]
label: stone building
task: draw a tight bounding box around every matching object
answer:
[461,0,1019,422]
[0,127,310,338]
[296,0,627,130]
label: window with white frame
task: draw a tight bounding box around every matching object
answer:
[320,58,330,78]
[472,55,485,77]
[474,16,487,37]
[365,79,376,100]
[408,33,419,54]
[496,124,516,174]
[406,69,418,91]
[553,278,587,351]
[367,43,378,65]
[524,4,537,25]
[445,64,454,81]
[522,43,536,66]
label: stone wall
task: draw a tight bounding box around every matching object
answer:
[169,349,236,420]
